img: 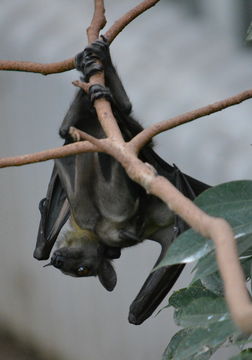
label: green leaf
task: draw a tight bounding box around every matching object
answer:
[201,273,224,295]
[246,22,252,41]
[194,180,252,207]
[233,333,252,346]
[162,328,214,360]
[193,222,252,281]
[237,256,252,281]
[162,329,192,360]
[169,320,237,360]
[201,256,252,295]
[174,297,229,327]
[168,280,217,309]
[230,349,252,360]
[169,282,231,328]
[194,256,252,286]
[156,228,212,268]
[156,181,252,269]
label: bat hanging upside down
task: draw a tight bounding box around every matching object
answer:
[34,37,209,325]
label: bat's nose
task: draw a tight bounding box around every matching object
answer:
[51,253,64,269]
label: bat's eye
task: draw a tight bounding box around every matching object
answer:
[77,266,90,276]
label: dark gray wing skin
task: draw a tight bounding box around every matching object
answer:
[34,165,70,260]
[139,144,209,196]
[128,223,185,325]
[128,159,210,325]
[54,153,101,231]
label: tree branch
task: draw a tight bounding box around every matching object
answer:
[0,58,75,75]
[0,141,98,168]
[131,89,252,152]
[0,0,161,74]
[87,0,107,43]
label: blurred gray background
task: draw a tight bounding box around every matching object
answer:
[0,1,251,359]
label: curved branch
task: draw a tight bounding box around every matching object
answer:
[148,175,252,333]
[130,89,252,152]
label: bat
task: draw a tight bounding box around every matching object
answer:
[34,37,209,324]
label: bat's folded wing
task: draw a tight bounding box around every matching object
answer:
[34,165,70,260]
[129,150,210,324]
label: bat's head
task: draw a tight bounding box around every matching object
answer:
[45,229,119,291]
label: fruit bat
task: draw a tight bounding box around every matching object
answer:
[34,37,209,325]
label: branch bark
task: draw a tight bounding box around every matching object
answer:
[0,141,98,168]
[87,0,107,43]
[0,58,75,75]
[105,0,160,43]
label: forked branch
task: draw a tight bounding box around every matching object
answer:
[0,0,160,74]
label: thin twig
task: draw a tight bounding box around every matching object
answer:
[130,89,252,152]
[0,58,75,75]
[105,0,160,43]
[87,0,107,43]
[0,141,98,168]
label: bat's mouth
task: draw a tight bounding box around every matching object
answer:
[43,262,52,268]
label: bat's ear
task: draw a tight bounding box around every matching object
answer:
[98,260,117,291]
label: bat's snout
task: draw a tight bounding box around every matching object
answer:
[50,253,65,269]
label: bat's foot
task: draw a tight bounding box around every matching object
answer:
[89,84,112,105]
[85,36,110,63]
[75,36,111,81]
[75,50,103,81]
